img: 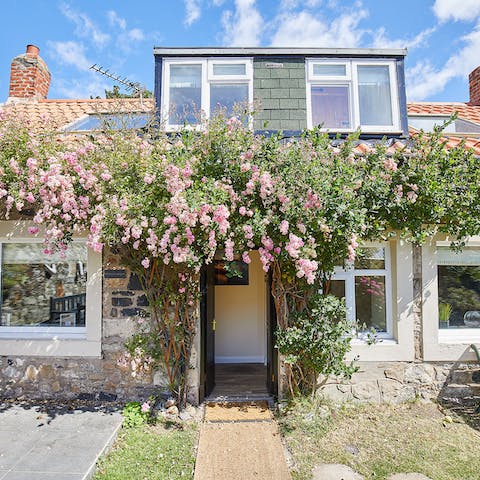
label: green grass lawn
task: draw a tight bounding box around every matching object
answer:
[94,420,198,480]
[278,398,480,480]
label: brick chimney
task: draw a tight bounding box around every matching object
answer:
[469,66,480,106]
[8,44,51,102]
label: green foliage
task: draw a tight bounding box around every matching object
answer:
[276,294,358,395]
[438,302,452,323]
[2,109,480,403]
[105,84,153,98]
[122,401,154,428]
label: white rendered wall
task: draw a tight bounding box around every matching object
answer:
[215,250,266,363]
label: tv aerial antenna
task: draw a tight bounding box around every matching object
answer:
[90,64,147,105]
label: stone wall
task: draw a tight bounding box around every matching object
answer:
[0,250,159,402]
[317,361,480,405]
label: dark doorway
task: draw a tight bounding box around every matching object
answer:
[200,253,278,402]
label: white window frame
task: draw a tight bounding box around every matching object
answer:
[161,58,253,131]
[0,221,102,357]
[306,58,401,133]
[331,242,393,339]
[422,235,480,361]
[340,238,415,362]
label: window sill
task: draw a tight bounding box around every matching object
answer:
[0,327,86,339]
[439,329,480,344]
[0,336,101,357]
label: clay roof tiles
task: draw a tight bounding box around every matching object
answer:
[1,98,155,129]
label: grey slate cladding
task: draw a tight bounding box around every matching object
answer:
[253,57,307,131]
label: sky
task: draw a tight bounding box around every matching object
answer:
[2,0,480,103]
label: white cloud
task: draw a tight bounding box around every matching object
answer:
[433,0,480,22]
[185,0,202,26]
[53,75,111,99]
[371,26,436,50]
[270,8,368,47]
[222,0,264,46]
[406,24,480,100]
[280,0,321,8]
[107,10,127,30]
[59,3,110,48]
[128,28,145,42]
[46,41,92,71]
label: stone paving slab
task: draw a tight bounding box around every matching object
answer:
[0,403,122,480]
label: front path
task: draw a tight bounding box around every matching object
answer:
[194,402,291,480]
[0,401,122,480]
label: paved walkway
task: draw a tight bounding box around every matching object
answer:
[0,401,122,480]
[194,402,291,480]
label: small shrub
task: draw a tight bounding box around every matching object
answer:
[276,293,358,396]
[122,400,155,428]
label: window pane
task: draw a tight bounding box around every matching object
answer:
[358,65,393,126]
[210,83,249,117]
[438,250,480,329]
[169,64,202,125]
[354,247,386,269]
[313,64,346,76]
[213,64,246,76]
[311,85,351,129]
[1,244,87,327]
[355,275,386,331]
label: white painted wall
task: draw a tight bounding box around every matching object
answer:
[215,250,266,363]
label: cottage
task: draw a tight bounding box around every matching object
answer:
[0,44,479,406]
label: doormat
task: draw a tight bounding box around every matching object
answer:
[205,401,272,422]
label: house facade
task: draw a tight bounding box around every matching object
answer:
[0,45,479,405]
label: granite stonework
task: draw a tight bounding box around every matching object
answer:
[0,251,157,402]
[317,361,480,405]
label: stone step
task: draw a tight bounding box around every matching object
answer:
[450,369,480,384]
[441,383,480,400]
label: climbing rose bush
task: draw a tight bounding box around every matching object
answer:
[1,110,480,403]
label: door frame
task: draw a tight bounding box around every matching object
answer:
[199,261,278,401]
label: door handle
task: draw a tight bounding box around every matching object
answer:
[212,319,216,332]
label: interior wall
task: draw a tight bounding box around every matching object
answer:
[215,250,266,363]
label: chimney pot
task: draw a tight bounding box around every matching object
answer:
[26,44,40,58]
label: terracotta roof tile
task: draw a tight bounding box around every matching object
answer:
[408,102,480,155]
[407,102,480,125]
[1,98,155,129]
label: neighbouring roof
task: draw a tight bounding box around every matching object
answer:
[0,98,155,130]
[408,102,480,155]
[408,102,480,125]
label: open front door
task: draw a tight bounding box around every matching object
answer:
[200,264,215,400]
[266,272,278,397]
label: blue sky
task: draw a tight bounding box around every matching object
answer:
[2,0,480,103]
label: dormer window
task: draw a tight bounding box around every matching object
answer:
[162,58,253,129]
[306,59,401,133]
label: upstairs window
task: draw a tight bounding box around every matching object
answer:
[306,59,401,133]
[162,58,253,129]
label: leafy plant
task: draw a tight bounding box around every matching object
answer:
[276,294,358,397]
[122,400,154,428]
[439,302,452,325]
